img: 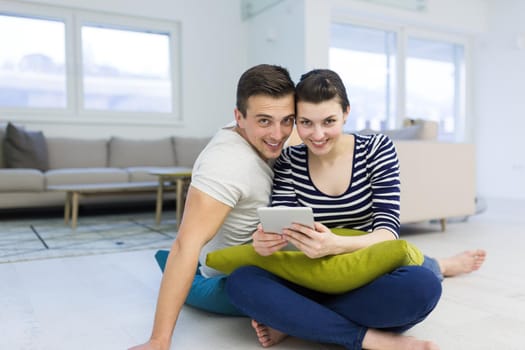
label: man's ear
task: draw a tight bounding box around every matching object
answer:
[234,108,244,127]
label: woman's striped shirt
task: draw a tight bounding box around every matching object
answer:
[271,133,401,237]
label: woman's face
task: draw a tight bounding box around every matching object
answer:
[295,98,349,156]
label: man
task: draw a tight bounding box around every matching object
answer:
[130,64,486,350]
[129,64,296,350]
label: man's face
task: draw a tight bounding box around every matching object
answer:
[235,94,295,161]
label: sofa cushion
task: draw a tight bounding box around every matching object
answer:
[47,138,108,169]
[173,136,210,167]
[109,137,176,168]
[45,168,129,186]
[4,122,49,171]
[0,169,45,191]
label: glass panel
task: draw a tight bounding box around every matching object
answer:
[406,37,464,141]
[330,23,397,132]
[0,14,66,108]
[82,26,172,113]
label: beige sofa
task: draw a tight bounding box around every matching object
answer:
[0,122,210,210]
[1,121,476,230]
[395,141,476,230]
[392,120,476,229]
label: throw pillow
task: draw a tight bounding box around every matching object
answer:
[4,122,49,171]
[206,229,424,294]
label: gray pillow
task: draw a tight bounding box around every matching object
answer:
[4,122,49,171]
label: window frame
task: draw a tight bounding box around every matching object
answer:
[330,15,471,142]
[0,0,182,125]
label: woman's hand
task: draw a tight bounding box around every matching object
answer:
[283,222,342,258]
[252,224,288,256]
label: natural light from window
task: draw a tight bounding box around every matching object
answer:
[406,37,463,140]
[330,22,465,141]
[81,26,172,113]
[0,14,66,108]
[330,23,397,133]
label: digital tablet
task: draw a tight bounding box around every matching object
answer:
[257,206,314,234]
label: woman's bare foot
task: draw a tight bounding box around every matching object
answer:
[251,319,288,348]
[438,249,486,277]
[363,329,439,350]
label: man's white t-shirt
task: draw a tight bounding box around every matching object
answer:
[191,127,274,277]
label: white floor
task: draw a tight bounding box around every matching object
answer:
[1,197,524,350]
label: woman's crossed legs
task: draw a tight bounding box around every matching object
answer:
[226,265,442,350]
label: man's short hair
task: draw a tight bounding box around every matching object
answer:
[236,64,295,116]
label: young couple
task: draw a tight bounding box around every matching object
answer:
[130,64,486,350]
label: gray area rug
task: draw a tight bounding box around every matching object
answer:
[0,212,175,264]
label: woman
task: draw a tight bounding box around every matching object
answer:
[225,69,485,350]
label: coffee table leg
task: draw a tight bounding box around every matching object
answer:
[64,192,72,225]
[71,192,79,230]
[155,177,164,226]
[440,218,446,232]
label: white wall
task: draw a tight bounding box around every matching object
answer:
[244,0,306,83]
[330,0,488,34]
[473,0,525,199]
[8,0,248,138]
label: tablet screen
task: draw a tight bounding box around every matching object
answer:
[257,207,314,234]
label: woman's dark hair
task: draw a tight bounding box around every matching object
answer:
[295,69,350,111]
[236,64,295,116]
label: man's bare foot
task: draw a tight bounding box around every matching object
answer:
[251,319,288,348]
[438,249,487,277]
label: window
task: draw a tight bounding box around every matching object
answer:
[330,23,397,133]
[0,14,66,108]
[81,25,172,113]
[406,37,464,141]
[330,22,467,141]
[0,2,180,121]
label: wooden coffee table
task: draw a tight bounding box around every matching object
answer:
[149,167,192,228]
[48,181,171,230]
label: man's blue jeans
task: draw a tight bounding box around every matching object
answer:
[154,250,243,315]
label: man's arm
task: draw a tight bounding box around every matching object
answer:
[129,186,232,350]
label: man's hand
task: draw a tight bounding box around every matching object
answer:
[252,224,288,256]
[128,339,165,350]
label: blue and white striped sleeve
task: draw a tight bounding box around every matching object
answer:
[367,134,401,238]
